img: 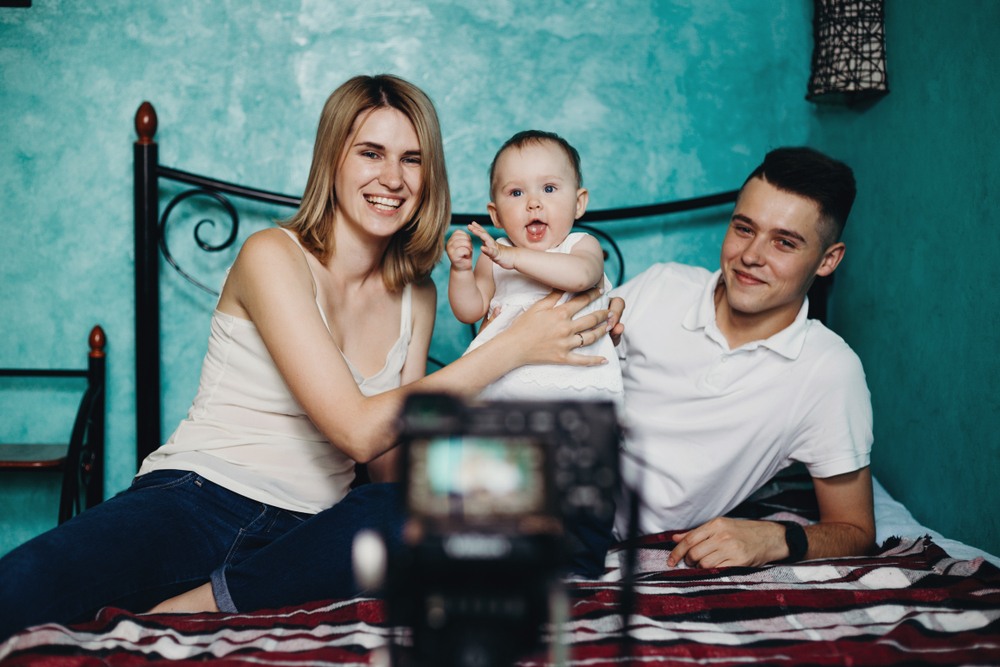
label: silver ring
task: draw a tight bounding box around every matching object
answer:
[577,333,585,348]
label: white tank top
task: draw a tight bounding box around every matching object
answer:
[138,230,413,513]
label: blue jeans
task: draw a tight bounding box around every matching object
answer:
[0,470,612,641]
[0,470,405,641]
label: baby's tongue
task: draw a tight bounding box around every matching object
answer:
[526,222,547,241]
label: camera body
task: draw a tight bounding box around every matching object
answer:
[385,392,620,667]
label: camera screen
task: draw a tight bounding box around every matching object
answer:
[407,436,547,521]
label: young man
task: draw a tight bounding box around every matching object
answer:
[610,146,875,567]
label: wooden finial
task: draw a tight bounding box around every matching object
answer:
[135,102,158,144]
[89,325,107,358]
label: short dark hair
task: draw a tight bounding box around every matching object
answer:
[489,130,583,197]
[743,147,856,245]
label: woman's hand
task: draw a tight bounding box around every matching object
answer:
[503,288,610,367]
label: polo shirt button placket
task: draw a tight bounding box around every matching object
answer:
[705,355,726,388]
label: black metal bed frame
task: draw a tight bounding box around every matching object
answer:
[134,100,811,466]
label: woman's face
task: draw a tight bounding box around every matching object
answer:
[334,106,423,242]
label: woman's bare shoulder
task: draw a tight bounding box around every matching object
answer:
[230,228,311,279]
[238,227,298,258]
[222,228,313,311]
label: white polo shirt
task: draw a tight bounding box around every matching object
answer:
[610,263,872,539]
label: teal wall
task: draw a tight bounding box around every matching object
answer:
[1,0,814,555]
[17,0,1000,553]
[810,0,1000,555]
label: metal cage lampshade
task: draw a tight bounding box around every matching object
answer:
[808,0,889,105]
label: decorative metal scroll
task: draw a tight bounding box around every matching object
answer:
[155,165,302,297]
[808,0,889,105]
[154,171,736,371]
[158,188,241,296]
[155,168,737,298]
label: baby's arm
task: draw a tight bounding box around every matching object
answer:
[447,228,496,324]
[469,222,605,293]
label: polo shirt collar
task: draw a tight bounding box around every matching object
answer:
[682,269,810,360]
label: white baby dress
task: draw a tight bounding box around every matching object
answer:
[465,232,624,404]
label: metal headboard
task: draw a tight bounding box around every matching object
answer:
[134,100,749,465]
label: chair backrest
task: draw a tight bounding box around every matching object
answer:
[0,325,106,524]
[59,326,106,522]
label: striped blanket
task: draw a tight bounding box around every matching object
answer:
[2,475,998,666]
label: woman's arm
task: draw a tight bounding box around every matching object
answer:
[365,278,437,483]
[223,229,609,465]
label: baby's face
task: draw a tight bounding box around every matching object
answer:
[488,141,586,251]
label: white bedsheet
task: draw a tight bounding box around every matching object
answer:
[874,476,1000,567]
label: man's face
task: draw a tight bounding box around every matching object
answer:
[718,177,843,331]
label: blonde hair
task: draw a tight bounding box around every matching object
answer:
[282,74,450,290]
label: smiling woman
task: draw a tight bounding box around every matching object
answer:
[329,108,424,251]
[0,73,615,641]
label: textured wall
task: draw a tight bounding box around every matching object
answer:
[0,1,813,554]
[811,0,1000,555]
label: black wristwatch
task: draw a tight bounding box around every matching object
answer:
[777,521,808,563]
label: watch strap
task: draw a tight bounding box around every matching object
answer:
[776,521,808,563]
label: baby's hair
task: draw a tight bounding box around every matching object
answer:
[489,130,583,197]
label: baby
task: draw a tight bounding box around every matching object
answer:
[447,130,623,403]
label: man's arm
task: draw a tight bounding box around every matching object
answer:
[667,467,876,568]
[800,465,876,559]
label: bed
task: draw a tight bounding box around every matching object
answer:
[1,102,997,666]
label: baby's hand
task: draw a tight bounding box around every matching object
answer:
[468,221,515,270]
[446,229,474,271]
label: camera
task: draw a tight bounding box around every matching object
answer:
[365,392,620,667]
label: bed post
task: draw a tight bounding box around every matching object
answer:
[86,325,107,509]
[134,102,161,467]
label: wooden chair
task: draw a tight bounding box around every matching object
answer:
[0,325,107,524]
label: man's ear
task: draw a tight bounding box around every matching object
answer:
[816,242,846,277]
[575,187,590,220]
[487,201,503,230]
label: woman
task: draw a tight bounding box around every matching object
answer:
[0,74,612,639]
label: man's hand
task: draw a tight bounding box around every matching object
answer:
[608,296,625,346]
[668,468,876,568]
[668,517,788,568]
